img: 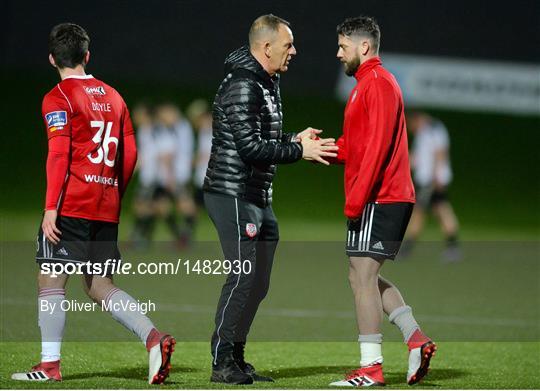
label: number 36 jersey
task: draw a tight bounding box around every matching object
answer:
[41,74,134,223]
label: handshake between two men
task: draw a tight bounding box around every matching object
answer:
[295,127,339,165]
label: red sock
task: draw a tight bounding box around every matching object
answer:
[145,328,161,352]
[407,329,431,351]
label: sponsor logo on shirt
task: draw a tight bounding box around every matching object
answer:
[84,174,118,186]
[84,86,106,95]
[45,111,67,132]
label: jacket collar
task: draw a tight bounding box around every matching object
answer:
[354,56,382,81]
[224,46,278,84]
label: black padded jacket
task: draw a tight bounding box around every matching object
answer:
[203,46,303,207]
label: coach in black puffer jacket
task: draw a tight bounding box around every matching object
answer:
[204,16,338,383]
[203,45,302,208]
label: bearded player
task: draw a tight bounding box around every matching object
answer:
[328,17,437,387]
[11,23,175,384]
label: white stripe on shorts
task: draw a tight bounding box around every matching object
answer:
[366,204,375,248]
[357,203,374,251]
[357,205,367,251]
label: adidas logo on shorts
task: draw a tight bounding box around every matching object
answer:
[56,247,69,256]
[372,241,385,250]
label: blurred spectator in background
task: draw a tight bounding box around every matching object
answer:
[152,102,191,246]
[131,101,200,248]
[186,99,213,211]
[131,102,158,247]
[169,103,197,247]
[402,111,461,262]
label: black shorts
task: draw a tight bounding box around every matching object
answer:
[415,185,449,209]
[36,215,121,267]
[346,202,413,260]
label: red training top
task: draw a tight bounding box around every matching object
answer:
[41,74,137,223]
[332,57,415,219]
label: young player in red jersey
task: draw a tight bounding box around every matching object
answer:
[328,17,436,387]
[11,23,175,384]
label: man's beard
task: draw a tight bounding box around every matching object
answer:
[344,56,361,76]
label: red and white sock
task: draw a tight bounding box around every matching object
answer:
[103,288,156,346]
[407,328,431,351]
[38,288,66,362]
[145,328,162,351]
[389,305,421,342]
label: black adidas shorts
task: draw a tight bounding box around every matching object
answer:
[36,215,121,268]
[346,202,413,260]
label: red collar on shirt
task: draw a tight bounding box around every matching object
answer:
[354,56,382,82]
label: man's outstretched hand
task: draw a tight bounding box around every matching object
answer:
[301,136,338,165]
[295,127,322,142]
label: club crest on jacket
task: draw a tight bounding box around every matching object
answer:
[246,223,257,238]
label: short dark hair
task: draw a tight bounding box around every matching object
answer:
[249,14,290,47]
[48,23,90,69]
[337,16,380,52]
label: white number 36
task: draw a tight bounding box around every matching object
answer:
[87,121,118,167]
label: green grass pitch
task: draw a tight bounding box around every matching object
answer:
[1,342,539,389]
[1,211,539,388]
